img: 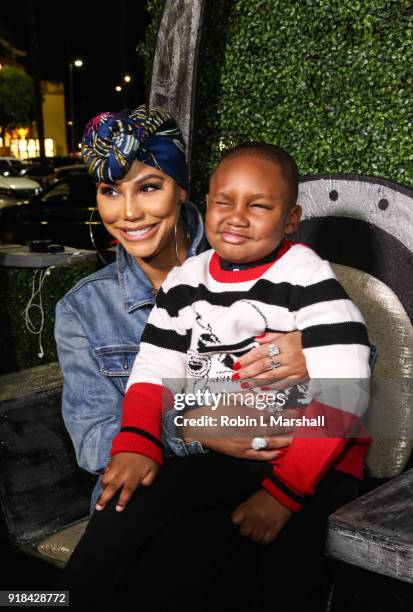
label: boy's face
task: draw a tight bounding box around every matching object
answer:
[205,156,302,264]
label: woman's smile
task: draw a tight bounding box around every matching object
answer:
[118,222,161,242]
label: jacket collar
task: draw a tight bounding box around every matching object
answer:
[117,201,204,312]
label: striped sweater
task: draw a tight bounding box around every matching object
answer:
[111,240,371,511]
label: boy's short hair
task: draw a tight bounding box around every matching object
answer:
[217,141,299,207]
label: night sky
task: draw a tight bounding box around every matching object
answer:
[0,1,151,146]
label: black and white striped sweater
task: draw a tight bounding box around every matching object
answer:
[111,240,371,511]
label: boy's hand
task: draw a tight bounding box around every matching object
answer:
[231,489,292,544]
[96,452,159,512]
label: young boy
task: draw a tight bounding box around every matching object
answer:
[98,141,371,545]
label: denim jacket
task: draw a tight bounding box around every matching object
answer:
[55,202,206,511]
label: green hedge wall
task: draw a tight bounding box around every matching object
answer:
[0,261,97,374]
[142,0,413,203]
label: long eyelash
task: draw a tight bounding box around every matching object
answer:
[141,182,161,191]
[99,182,161,196]
[99,186,117,195]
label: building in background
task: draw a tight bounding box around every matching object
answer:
[40,80,67,156]
[0,56,67,159]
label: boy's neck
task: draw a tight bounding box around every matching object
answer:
[218,240,285,271]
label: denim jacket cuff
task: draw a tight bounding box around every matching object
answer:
[162,409,208,457]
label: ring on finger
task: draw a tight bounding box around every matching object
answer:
[268,356,281,370]
[268,344,281,357]
[267,344,281,370]
[252,436,268,450]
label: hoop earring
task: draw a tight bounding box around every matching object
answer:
[174,213,182,266]
[89,208,111,266]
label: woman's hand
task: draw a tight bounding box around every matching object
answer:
[232,331,308,390]
[181,401,296,459]
[96,452,159,512]
[197,434,292,460]
[181,400,297,459]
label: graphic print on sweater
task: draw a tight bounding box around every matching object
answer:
[187,288,311,405]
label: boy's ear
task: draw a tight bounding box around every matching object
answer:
[284,204,302,235]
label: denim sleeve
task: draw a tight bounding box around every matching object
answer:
[55,298,205,471]
[55,299,122,475]
[162,408,208,457]
[369,342,378,371]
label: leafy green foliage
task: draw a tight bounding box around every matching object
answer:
[191,0,413,202]
[0,66,35,130]
[0,261,97,374]
[140,0,413,204]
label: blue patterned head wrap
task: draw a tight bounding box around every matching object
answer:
[81,105,188,190]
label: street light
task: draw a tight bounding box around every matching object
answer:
[115,85,122,92]
[123,75,131,83]
[68,58,84,153]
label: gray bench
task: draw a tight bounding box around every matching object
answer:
[0,363,94,568]
[327,468,413,584]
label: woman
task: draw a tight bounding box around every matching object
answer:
[55,106,357,612]
[55,105,307,511]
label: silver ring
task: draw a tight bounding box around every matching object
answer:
[252,436,268,450]
[268,344,281,370]
[268,344,280,357]
[269,357,280,370]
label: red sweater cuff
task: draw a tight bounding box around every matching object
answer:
[110,431,163,465]
[261,476,303,512]
[266,400,369,502]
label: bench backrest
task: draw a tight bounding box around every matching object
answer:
[295,174,413,477]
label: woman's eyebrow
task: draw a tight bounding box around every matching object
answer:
[136,173,164,184]
[107,173,164,187]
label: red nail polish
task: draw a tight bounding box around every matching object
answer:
[255,333,266,339]
[232,362,241,371]
[231,373,240,381]
[241,382,249,389]
[260,386,270,391]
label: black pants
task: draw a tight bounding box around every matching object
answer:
[57,452,359,612]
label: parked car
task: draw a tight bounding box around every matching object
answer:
[19,161,55,186]
[0,174,112,250]
[47,155,83,167]
[20,156,85,186]
[24,155,82,167]
[0,160,41,209]
[43,164,87,187]
[0,156,24,174]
